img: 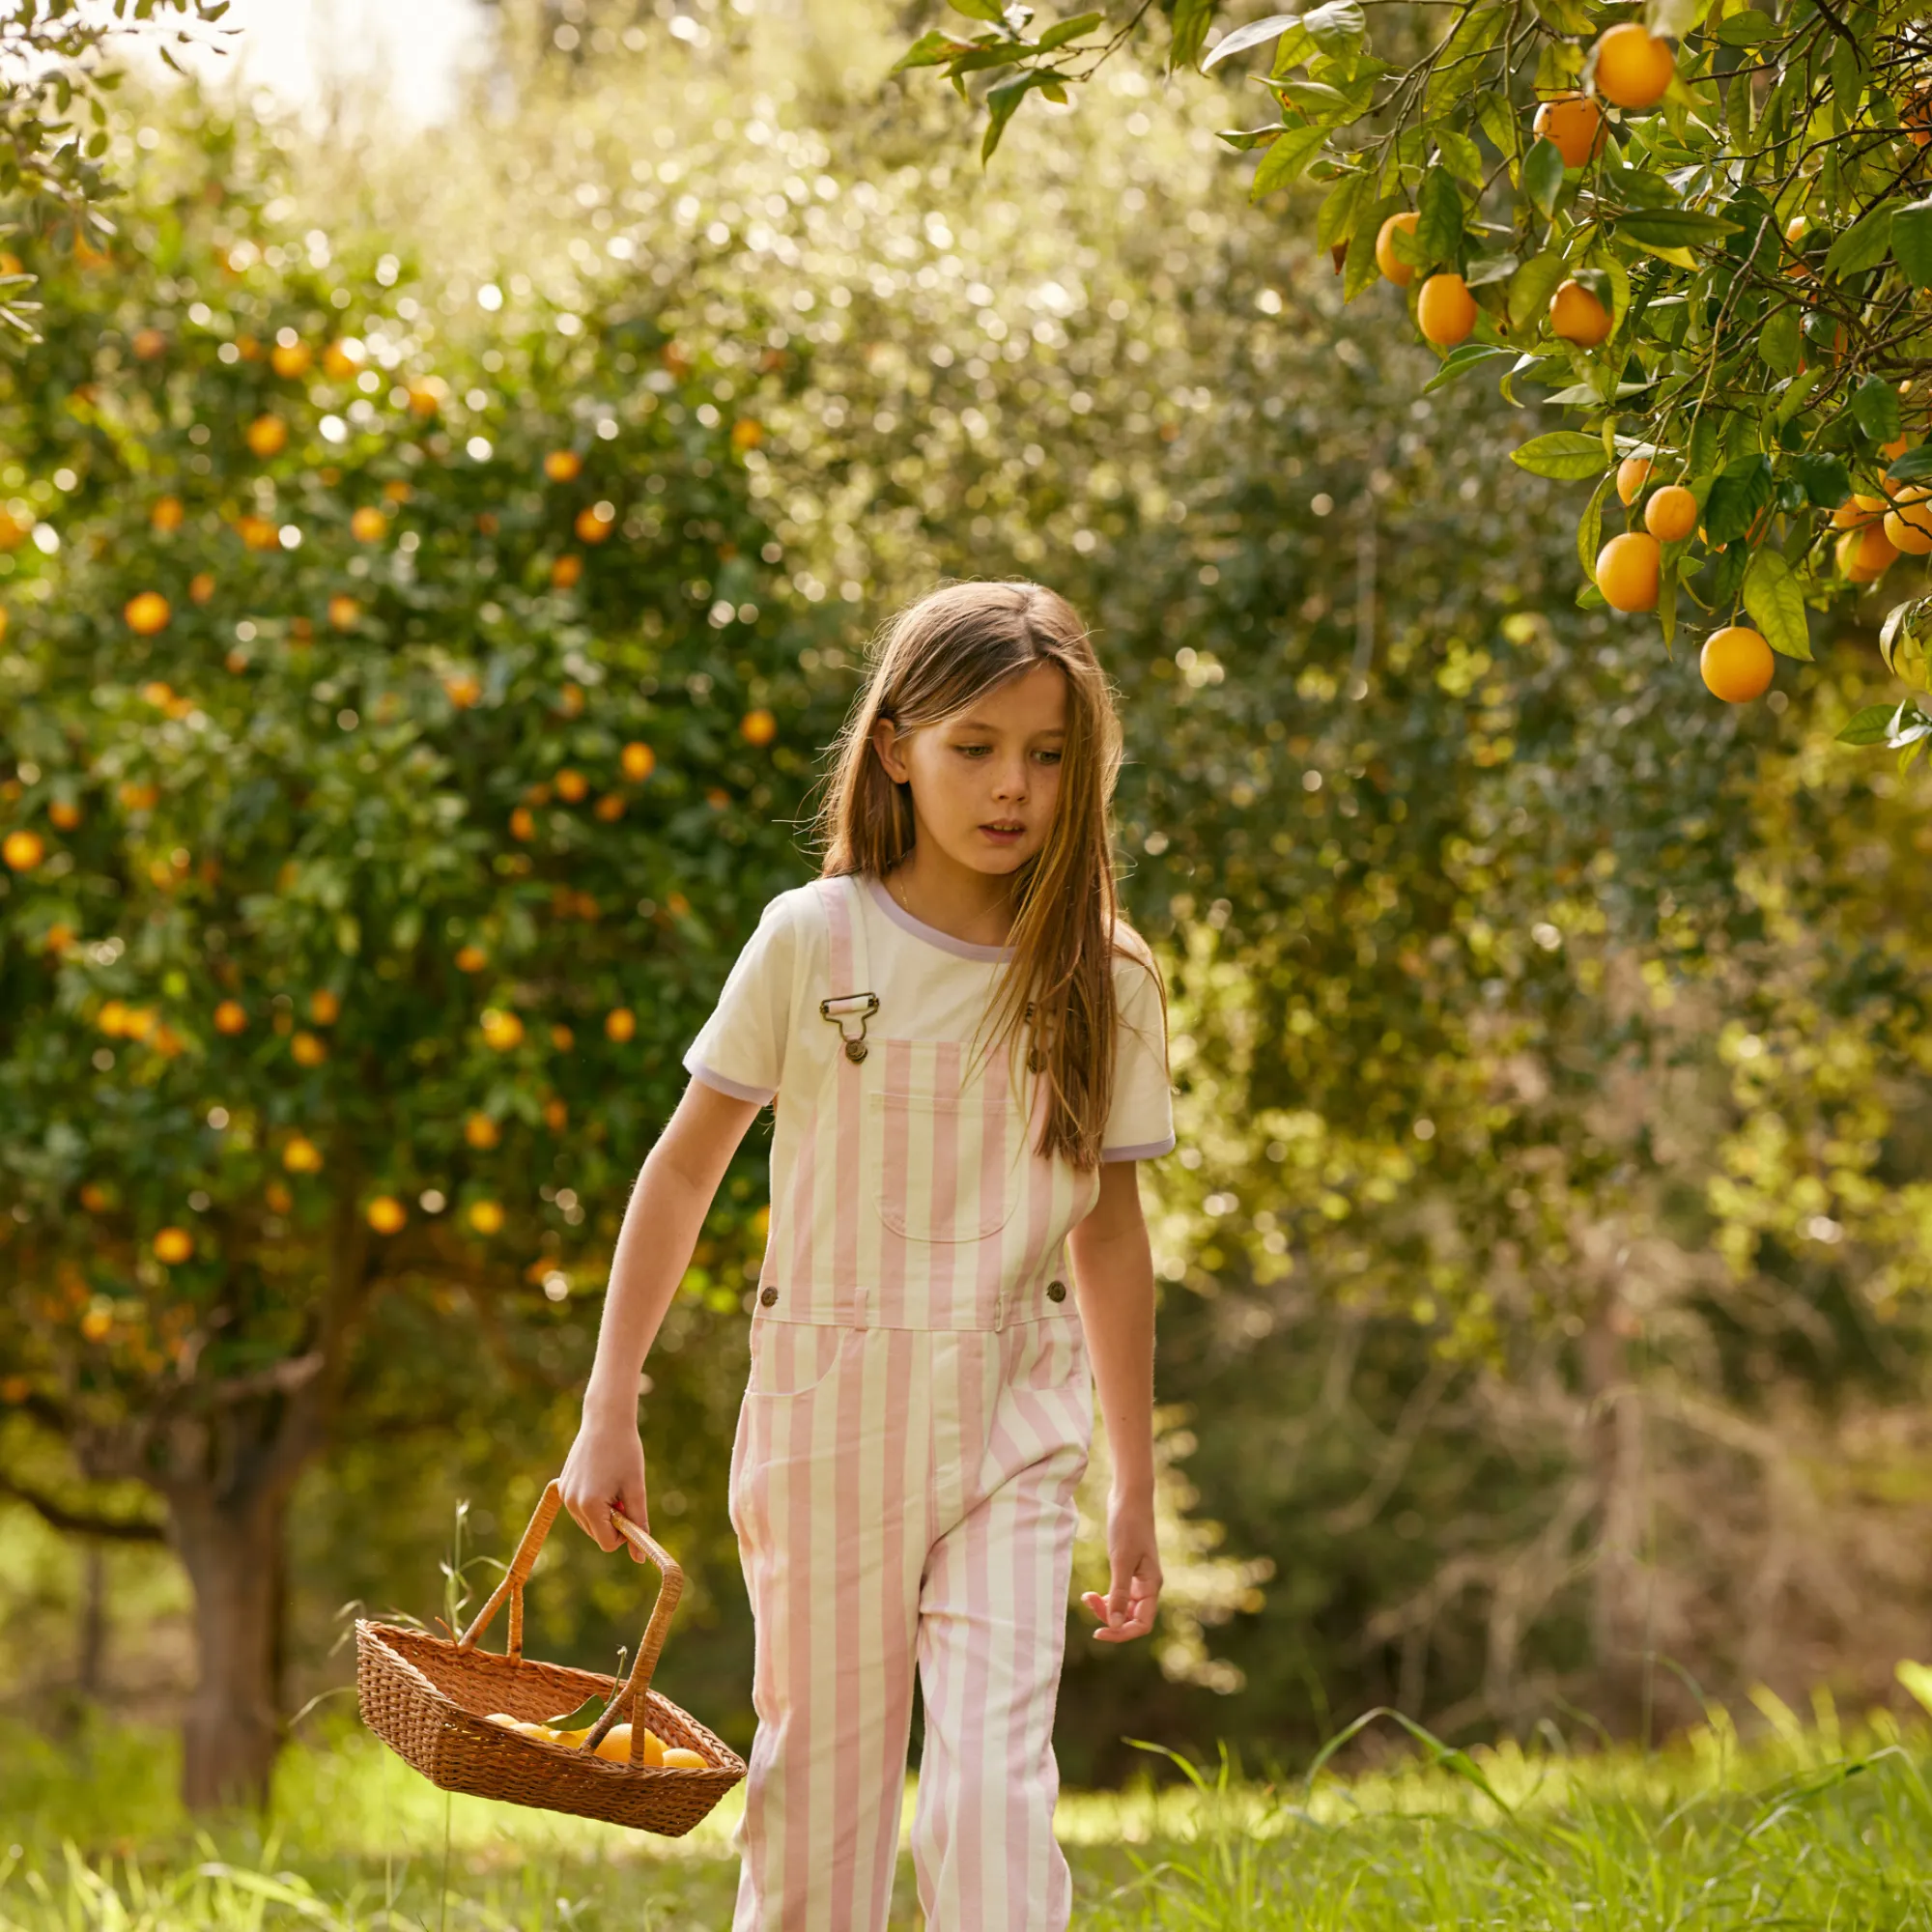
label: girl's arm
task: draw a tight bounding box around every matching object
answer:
[1066,1158,1163,1642]
[559,1077,761,1555]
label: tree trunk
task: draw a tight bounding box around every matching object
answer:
[1580,1280,1647,1726]
[168,1472,293,1812]
[77,1541,107,1698]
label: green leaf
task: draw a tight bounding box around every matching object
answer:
[1741,548,1812,661]
[1422,342,1513,393]
[1317,172,1371,249]
[1615,209,1741,247]
[1704,453,1774,548]
[1036,10,1103,51]
[947,0,1006,20]
[1523,137,1566,219]
[1645,0,1696,35]
[1203,12,1303,68]
[1852,373,1902,446]
[1757,304,1800,377]
[981,71,1064,161]
[1887,445,1932,486]
[1823,205,1893,278]
[542,1692,611,1731]
[1268,22,1316,73]
[1301,0,1368,53]
[1577,469,1613,581]
[1219,125,1288,152]
[892,30,973,70]
[1427,3,1506,110]
[1658,552,1678,653]
[1343,193,1402,301]
[1436,128,1484,188]
[1249,122,1330,199]
[1464,251,1520,288]
[1577,581,1609,610]
[1170,0,1216,68]
[1512,431,1607,480]
[1837,701,1904,746]
[1714,9,1778,42]
[1413,165,1463,265]
[1790,451,1853,506]
[1892,197,1932,289]
[1830,34,1862,120]
[1507,252,1569,335]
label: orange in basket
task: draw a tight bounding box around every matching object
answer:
[355,1480,745,1834]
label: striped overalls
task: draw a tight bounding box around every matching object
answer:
[727,874,1099,1931]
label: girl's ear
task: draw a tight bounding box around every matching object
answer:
[870,715,912,784]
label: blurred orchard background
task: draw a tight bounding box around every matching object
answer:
[3,0,1932,1842]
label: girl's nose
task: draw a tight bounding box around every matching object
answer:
[991,757,1029,800]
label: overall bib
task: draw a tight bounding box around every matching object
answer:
[727,874,1100,1932]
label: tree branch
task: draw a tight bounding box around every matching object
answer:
[0,1471,167,1543]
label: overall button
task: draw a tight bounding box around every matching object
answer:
[759,1285,780,1307]
[1046,1280,1066,1303]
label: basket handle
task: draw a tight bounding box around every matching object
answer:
[454,1480,685,1765]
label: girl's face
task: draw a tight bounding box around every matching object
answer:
[871,661,1067,878]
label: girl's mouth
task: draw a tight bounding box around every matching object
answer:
[979,822,1026,844]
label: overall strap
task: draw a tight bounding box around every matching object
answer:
[815,874,877,1064]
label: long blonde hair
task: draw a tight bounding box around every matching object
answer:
[812,580,1161,1169]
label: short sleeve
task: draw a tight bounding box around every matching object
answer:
[682,893,804,1106]
[1101,934,1175,1162]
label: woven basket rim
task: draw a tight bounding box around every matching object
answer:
[356,1617,748,1777]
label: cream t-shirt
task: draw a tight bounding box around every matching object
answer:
[684,874,1176,1164]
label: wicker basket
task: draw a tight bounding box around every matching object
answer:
[355,1480,746,1835]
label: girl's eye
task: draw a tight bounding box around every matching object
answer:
[1035,750,1063,765]
[953,743,991,757]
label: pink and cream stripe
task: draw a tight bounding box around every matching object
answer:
[726,875,1097,1930]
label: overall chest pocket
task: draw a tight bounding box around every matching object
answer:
[867,1079,1020,1243]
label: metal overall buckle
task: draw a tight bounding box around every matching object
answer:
[820,991,879,1063]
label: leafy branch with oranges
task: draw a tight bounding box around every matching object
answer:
[901,0,1932,756]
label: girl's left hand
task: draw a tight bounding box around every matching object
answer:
[1081,1489,1161,1642]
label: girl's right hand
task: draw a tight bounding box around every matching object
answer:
[558,1412,651,1560]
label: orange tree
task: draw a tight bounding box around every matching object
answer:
[0,170,836,1806]
[899,1,1932,756]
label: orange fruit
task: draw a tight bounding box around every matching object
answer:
[1594,531,1662,611]
[3,828,44,870]
[383,478,412,504]
[606,1008,637,1043]
[1643,485,1697,543]
[481,1008,525,1051]
[0,509,31,551]
[323,339,363,381]
[543,1096,569,1131]
[366,1195,408,1235]
[621,741,656,782]
[237,513,279,551]
[1375,212,1420,287]
[1699,626,1775,702]
[151,495,185,534]
[154,1224,195,1264]
[351,506,387,542]
[245,413,288,459]
[741,708,778,747]
[575,503,615,544]
[454,944,489,973]
[594,792,625,822]
[555,768,588,803]
[78,1182,112,1212]
[213,999,248,1035]
[1416,272,1477,347]
[550,1024,576,1051]
[660,1747,709,1770]
[1883,487,1932,554]
[408,378,445,417]
[131,327,168,361]
[468,1199,505,1236]
[80,1307,112,1343]
[1832,493,1886,529]
[1548,279,1611,347]
[1836,522,1897,582]
[283,1135,324,1174]
[291,1031,327,1066]
[125,590,171,636]
[1532,94,1606,167]
[266,1179,294,1213]
[48,800,81,830]
[731,418,764,452]
[270,340,312,380]
[543,450,582,482]
[327,594,359,631]
[1615,454,1653,505]
[443,672,482,708]
[509,806,536,840]
[465,1112,500,1150]
[550,554,583,590]
[189,572,217,605]
[1592,23,1674,109]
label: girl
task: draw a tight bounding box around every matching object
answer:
[559,580,1174,1931]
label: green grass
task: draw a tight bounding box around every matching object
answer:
[9,1700,1932,1928]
